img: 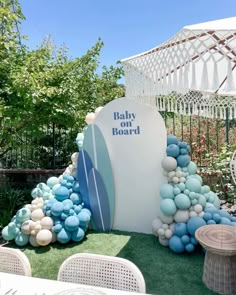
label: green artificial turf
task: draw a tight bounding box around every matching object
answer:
[8,230,217,295]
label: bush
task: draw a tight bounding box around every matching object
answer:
[201,144,236,204]
[0,187,31,229]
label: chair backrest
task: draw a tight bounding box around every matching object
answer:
[57,253,146,293]
[0,247,32,276]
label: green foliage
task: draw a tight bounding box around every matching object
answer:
[202,144,236,204]
[0,1,125,167]
[0,187,31,228]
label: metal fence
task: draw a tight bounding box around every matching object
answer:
[1,124,78,169]
[1,115,235,169]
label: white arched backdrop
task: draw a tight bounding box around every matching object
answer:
[95,98,167,234]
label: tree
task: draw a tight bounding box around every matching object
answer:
[0,1,125,167]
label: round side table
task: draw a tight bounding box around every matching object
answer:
[195,224,236,295]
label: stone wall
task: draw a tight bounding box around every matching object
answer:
[0,169,64,189]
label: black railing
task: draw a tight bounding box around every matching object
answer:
[1,114,235,169]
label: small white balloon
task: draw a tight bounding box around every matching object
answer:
[158,228,165,236]
[168,171,176,178]
[189,211,198,218]
[159,236,169,246]
[175,171,182,178]
[71,152,78,163]
[172,176,179,183]
[198,211,204,217]
[180,177,186,183]
[162,223,169,230]
[165,229,173,239]
[85,112,95,124]
[194,204,203,213]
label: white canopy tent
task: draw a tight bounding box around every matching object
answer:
[121,17,236,119]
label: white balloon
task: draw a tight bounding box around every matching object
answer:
[198,211,204,217]
[162,223,169,230]
[189,211,198,218]
[161,157,177,172]
[168,171,176,178]
[159,236,169,246]
[85,112,95,124]
[174,210,190,223]
[165,229,173,239]
[172,176,179,183]
[158,212,174,224]
[194,204,203,213]
[175,171,182,178]
[158,228,165,236]
[152,218,163,235]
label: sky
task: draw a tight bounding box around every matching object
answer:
[19,0,236,69]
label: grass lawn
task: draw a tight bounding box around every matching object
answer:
[8,230,217,295]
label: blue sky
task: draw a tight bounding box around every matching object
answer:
[19,0,235,68]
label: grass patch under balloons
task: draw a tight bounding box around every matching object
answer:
[6,230,217,295]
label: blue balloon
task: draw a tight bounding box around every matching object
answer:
[185,243,195,253]
[51,202,64,216]
[203,213,212,222]
[71,227,85,242]
[220,217,232,225]
[169,235,185,253]
[57,228,71,244]
[187,217,206,236]
[181,235,190,245]
[167,135,178,145]
[212,213,221,223]
[65,216,80,231]
[175,223,188,237]
[55,186,70,201]
[218,210,231,219]
[176,155,190,168]
[166,144,180,158]
[207,220,216,225]
[72,181,80,193]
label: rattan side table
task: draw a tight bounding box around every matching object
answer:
[195,224,236,295]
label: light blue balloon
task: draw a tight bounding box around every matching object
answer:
[160,184,175,199]
[175,194,191,209]
[47,177,59,189]
[15,232,29,246]
[185,178,201,193]
[187,161,198,175]
[160,199,177,216]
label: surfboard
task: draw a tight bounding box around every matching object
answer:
[83,124,115,229]
[88,168,111,231]
[77,149,94,209]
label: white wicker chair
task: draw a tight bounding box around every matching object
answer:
[57,253,146,293]
[0,247,32,276]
